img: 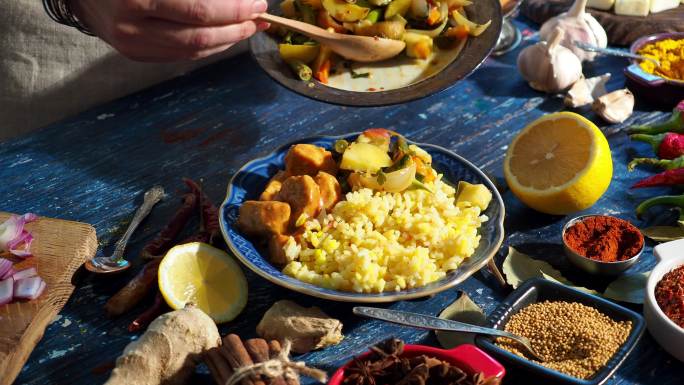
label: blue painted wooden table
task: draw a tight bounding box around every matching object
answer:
[3,18,683,385]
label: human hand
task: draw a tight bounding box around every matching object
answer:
[70,0,269,61]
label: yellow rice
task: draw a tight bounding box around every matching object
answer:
[282,176,488,293]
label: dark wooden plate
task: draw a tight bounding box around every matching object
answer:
[249,0,502,106]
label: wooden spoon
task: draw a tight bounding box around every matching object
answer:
[258,13,406,62]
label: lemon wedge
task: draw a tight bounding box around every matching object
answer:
[158,242,248,323]
[503,112,613,215]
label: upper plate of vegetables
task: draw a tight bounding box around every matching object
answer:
[250,0,502,106]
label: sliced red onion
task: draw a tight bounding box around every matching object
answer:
[12,267,37,280]
[0,213,38,258]
[0,277,14,305]
[1,267,15,280]
[13,276,44,300]
[0,258,12,278]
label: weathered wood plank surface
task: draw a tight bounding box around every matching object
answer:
[2,18,682,385]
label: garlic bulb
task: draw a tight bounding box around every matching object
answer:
[564,73,611,108]
[539,0,608,62]
[517,28,583,93]
[592,89,635,124]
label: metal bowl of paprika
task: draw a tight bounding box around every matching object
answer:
[561,215,644,275]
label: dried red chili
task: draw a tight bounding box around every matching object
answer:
[655,265,684,328]
[564,216,644,262]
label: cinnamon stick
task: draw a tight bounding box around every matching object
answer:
[206,346,233,385]
[268,340,300,385]
[245,339,287,385]
[220,334,265,385]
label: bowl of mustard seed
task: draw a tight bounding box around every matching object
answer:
[476,278,645,385]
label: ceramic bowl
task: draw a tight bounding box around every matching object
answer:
[625,32,684,108]
[219,133,505,302]
[561,215,644,275]
[249,0,502,106]
[644,238,684,362]
[476,278,646,385]
[328,343,505,385]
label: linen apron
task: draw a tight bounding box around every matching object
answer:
[0,1,245,141]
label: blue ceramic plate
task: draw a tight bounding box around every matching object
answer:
[219,134,505,302]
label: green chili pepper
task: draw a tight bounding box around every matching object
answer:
[636,194,684,220]
[288,60,312,81]
[365,8,383,23]
[628,155,684,171]
[408,178,433,193]
[629,100,684,135]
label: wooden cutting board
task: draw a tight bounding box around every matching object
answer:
[0,213,97,385]
[522,0,684,46]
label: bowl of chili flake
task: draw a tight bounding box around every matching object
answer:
[645,238,684,362]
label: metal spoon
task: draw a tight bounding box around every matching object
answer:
[353,306,546,362]
[574,41,660,67]
[258,13,406,62]
[85,186,165,274]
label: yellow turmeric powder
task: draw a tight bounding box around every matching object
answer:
[638,38,684,81]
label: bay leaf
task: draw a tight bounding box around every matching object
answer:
[603,272,650,304]
[502,246,571,288]
[641,226,684,242]
[436,291,486,349]
[540,272,599,295]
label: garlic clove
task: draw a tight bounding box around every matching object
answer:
[592,89,635,124]
[517,28,583,94]
[564,73,611,108]
[539,0,608,62]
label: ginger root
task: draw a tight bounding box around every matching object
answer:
[105,305,220,385]
[256,300,343,354]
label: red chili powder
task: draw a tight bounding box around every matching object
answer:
[564,216,644,262]
[655,265,684,328]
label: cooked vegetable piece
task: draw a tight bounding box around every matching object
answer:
[409,0,430,18]
[357,161,417,192]
[451,9,491,36]
[281,0,298,18]
[268,233,293,265]
[369,0,393,5]
[426,6,442,25]
[275,175,322,227]
[301,0,323,9]
[260,171,289,201]
[237,201,291,235]
[408,144,432,163]
[297,0,317,24]
[365,8,382,23]
[412,156,435,182]
[279,44,320,64]
[312,45,333,83]
[354,20,406,40]
[358,128,391,152]
[288,60,313,81]
[404,31,433,59]
[447,0,472,8]
[407,2,448,38]
[321,0,370,22]
[284,143,338,176]
[340,142,393,172]
[385,0,412,18]
[315,171,342,211]
[445,25,469,39]
[456,181,492,210]
[104,306,220,385]
[317,9,347,32]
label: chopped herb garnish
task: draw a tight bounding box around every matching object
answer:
[415,173,425,182]
[334,139,349,154]
[376,170,387,185]
[350,69,370,79]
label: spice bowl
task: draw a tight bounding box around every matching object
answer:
[561,215,644,275]
[644,238,684,362]
[327,343,505,385]
[476,278,646,385]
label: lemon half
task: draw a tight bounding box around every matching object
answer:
[158,242,248,323]
[503,112,613,215]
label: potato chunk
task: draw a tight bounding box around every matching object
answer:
[260,171,289,201]
[268,233,293,265]
[284,144,337,177]
[275,175,321,227]
[315,171,342,211]
[237,201,291,236]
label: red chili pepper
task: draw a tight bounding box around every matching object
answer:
[141,192,197,258]
[631,132,684,160]
[127,292,168,332]
[183,178,220,244]
[631,168,684,189]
